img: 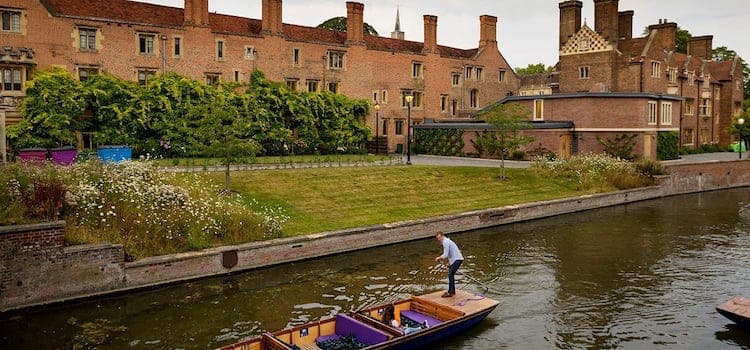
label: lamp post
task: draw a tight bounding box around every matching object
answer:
[374,103,380,155]
[739,117,745,160]
[405,94,413,165]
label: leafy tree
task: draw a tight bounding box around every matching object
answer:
[475,103,534,180]
[84,73,142,146]
[712,46,750,102]
[8,68,87,149]
[514,63,553,76]
[317,17,379,36]
[730,111,750,154]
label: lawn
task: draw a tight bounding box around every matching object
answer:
[152,154,397,167]
[200,165,597,236]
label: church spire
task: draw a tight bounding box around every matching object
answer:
[391,5,405,40]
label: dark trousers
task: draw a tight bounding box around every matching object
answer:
[447,260,463,294]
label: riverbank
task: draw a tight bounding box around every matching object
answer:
[1,159,749,312]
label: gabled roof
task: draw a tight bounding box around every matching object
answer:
[706,60,735,81]
[42,0,478,59]
[560,23,613,56]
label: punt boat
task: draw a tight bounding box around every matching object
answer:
[219,289,499,350]
[717,296,750,329]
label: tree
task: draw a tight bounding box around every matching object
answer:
[730,111,750,154]
[514,63,553,76]
[642,26,691,53]
[474,103,534,180]
[317,17,379,36]
[712,46,750,102]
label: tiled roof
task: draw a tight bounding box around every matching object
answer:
[43,0,477,58]
[706,60,734,81]
[519,73,556,87]
[629,37,648,59]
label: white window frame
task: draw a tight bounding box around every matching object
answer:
[475,67,484,81]
[328,51,345,70]
[651,61,661,78]
[579,66,589,79]
[173,36,182,58]
[412,62,423,79]
[660,102,672,125]
[1,10,21,33]
[498,70,506,83]
[452,74,460,87]
[647,101,658,125]
[667,67,677,83]
[685,98,695,116]
[137,33,156,55]
[78,27,97,52]
[244,45,255,60]
[533,99,544,121]
[465,66,473,80]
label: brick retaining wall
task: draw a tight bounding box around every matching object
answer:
[2,159,749,311]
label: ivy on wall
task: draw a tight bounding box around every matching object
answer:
[657,131,680,160]
[413,129,465,157]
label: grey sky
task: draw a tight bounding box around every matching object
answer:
[137,0,749,68]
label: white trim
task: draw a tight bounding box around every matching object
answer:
[533,99,544,121]
[575,128,680,132]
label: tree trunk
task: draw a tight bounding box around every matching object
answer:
[500,152,506,180]
[225,162,230,191]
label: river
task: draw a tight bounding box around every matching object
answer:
[2,188,750,349]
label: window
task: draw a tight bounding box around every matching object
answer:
[736,102,743,117]
[647,101,657,125]
[470,89,478,109]
[685,98,695,115]
[699,98,711,116]
[244,46,255,60]
[700,128,710,144]
[293,48,300,66]
[451,100,457,116]
[714,87,720,101]
[667,67,677,83]
[395,120,404,135]
[138,33,155,55]
[579,66,589,79]
[78,67,99,82]
[216,40,225,60]
[327,82,338,93]
[328,51,344,70]
[79,28,97,51]
[651,61,661,78]
[661,102,672,125]
[440,95,448,113]
[412,62,423,78]
[452,74,461,87]
[475,67,484,81]
[234,70,240,82]
[498,70,506,83]
[173,37,181,57]
[381,90,388,103]
[465,66,473,79]
[683,128,694,145]
[687,71,695,85]
[1,10,21,33]
[307,80,319,92]
[137,69,155,86]
[206,73,220,85]
[372,91,379,103]
[381,119,388,135]
[286,79,298,91]
[2,67,22,91]
[412,91,423,108]
[534,99,544,121]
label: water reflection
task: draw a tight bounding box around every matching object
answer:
[1,188,750,349]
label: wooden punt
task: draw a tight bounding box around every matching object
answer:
[219,289,498,350]
[717,296,750,329]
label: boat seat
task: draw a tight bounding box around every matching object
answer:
[315,314,390,345]
[400,310,443,328]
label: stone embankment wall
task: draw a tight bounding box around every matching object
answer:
[2,160,749,311]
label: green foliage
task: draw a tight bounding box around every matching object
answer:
[514,63,554,76]
[532,153,655,191]
[596,133,637,161]
[657,131,679,160]
[8,68,86,149]
[317,16,379,36]
[635,159,666,179]
[414,129,465,157]
[676,28,691,54]
[84,73,142,146]
[474,103,534,179]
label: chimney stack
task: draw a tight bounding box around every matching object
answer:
[423,15,437,53]
[594,0,619,48]
[647,21,677,52]
[618,10,633,41]
[479,15,497,48]
[346,2,365,44]
[184,0,209,26]
[559,1,582,49]
[262,0,283,35]
[688,35,714,60]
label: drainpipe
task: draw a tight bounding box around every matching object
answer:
[696,80,700,146]
[639,60,644,92]
[679,78,683,147]
[160,35,168,73]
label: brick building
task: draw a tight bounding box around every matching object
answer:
[0,0,519,153]
[509,0,744,159]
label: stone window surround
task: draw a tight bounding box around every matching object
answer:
[136,32,157,55]
[647,101,657,125]
[1,8,22,34]
[533,99,543,121]
[172,35,182,58]
[77,26,98,52]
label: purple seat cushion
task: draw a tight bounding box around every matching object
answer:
[400,310,443,328]
[334,314,389,345]
[315,334,341,343]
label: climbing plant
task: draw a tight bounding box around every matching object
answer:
[414,129,465,157]
[657,131,679,161]
[597,133,637,161]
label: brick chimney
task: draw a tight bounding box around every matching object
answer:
[346,2,365,44]
[479,15,497,48]
[647,21,677,53]
[423,15,437,53]
[688,35,713,60]
[594,0,619,48]
[184,0,209,26]
[559,0,582,49]
[262,0,283,35]
[618,10,633,40]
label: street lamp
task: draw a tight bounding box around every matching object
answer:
[739,117,745,160]
[405,94,413,165]
[374,103,380,155]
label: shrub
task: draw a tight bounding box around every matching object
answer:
[531,153,653,191]
[596,133,637,161]
[510,150,526,160]
[635,159,666,179]
[657,131,679,160]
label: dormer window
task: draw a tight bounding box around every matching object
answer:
[651,61,661,78]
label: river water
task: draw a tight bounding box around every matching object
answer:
[3,188,750,349]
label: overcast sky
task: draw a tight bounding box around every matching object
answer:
[137,0,748,69]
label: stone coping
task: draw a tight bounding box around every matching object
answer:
[0,220,65,235]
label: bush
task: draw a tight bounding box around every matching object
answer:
[657,131,679,160]
[597,133,637,161]
[510,150,526,160]
[635,159,666,179]
[531,153,654,191]
[414,129,465,157]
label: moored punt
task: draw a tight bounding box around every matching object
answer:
[717,296,750,329]
[219,289,498,350]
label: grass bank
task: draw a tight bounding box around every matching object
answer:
[201,166,600,235]
[152,154,397,167]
